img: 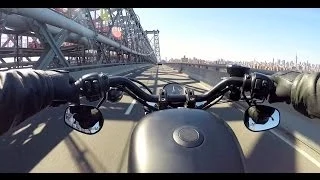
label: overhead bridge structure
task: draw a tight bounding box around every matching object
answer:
[0,8,159,70]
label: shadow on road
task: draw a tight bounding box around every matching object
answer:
[208,104,297,172]
[210,104,244,122]
[0,106,72,172]
[81,99,143,122]
[0,102,115,173]
[245,132,297,173]
[64,133,108,173]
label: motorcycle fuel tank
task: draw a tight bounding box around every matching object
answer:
[128,108,246,173]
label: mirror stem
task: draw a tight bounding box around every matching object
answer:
[96,92,106,108]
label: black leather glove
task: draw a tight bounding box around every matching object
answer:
[269,71,320,118]
[268,71,301,104]
[290,73,320,118]
[45,70,80,106]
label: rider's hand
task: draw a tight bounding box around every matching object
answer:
[268,71,301,104]
[269,71,320,118]
[45,70,80,105]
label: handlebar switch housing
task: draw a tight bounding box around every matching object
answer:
[78,72,109,102]
[158,89,168,110]
[185,89,196,108]
[250,72,273,100]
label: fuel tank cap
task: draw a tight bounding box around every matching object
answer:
[173,126,204,148]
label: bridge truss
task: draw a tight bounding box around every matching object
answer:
[0,8,158,70]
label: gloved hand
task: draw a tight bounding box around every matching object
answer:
[269,71,320,118]
[45,70,80,106]
[268,71,301,104]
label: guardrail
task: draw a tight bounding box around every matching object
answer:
[164,62,276,75]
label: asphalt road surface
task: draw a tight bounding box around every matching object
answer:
[0,65,319,173]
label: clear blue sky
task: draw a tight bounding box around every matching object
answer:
[134,8,320,64]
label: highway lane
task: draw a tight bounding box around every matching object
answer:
[0,65,319,172]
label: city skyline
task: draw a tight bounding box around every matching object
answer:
[167,54,320,72]
[135,8,320,65]
[163,53,317,65]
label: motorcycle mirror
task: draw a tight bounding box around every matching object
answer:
[107,87,124,103]
[243,105,280,132]
[64,104,104,135]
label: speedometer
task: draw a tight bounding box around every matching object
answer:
[163,83,185,95]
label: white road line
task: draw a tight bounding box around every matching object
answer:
[198,82,210,90]
[124,100,136,115]
[234,104,320,168]
[270,129,320,168]
[124,73,133,77]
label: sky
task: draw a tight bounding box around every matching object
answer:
[134,8,320,64]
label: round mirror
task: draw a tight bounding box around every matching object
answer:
[64,104,104,135]
[244,105,280,132]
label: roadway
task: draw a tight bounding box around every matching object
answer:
[0,65,319,173]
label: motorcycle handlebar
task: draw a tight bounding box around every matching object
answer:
[108,76,248,103]
[76,72,273,104]
[108,76,159,102]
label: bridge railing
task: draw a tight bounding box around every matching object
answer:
[165,62,276,75]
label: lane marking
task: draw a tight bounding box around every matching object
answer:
[124,73,133,77]
[199,83,209,90]
[270,129,320,168]
[124,100,136,115]
[198,82,210,90]
[235,105,320,168]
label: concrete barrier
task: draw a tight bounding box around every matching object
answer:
[168,63,229,86]
[167,63,320,153]
[168,62,276,73]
